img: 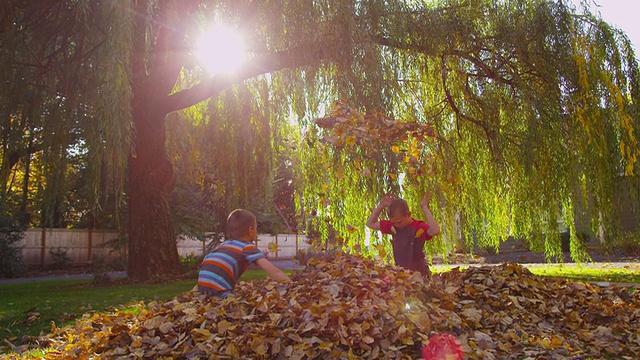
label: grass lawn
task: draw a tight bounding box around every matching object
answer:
[433,264,640,284]
[1,265,638,351]
[526,264,640,283]
[0,270,269,346]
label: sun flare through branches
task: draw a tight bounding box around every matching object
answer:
[195,24,246,75]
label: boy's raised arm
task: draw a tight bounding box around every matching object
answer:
[420,192,440,237]
[255,258,292,282]
[366,196,392,230]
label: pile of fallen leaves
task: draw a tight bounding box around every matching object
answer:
[5,254,639,359]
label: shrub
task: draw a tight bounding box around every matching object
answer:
[0,205,27,278]
[49,246,71,270]
[91,256,112,285]
[560,230,590,252]
[179,253,199,274]
[617,230,640,256]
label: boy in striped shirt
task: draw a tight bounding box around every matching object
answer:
[198,209,291,297]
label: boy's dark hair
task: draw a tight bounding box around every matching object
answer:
[388,199,410,217]
[227,209,256,239]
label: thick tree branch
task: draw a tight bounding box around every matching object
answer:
[151,0,194,98]
[440,55,485,130]
[440,53,500,160]
[163,42,332,114]
[450,49,516,87]
[131,1,149,92]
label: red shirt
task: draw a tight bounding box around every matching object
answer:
[380,219,432,274]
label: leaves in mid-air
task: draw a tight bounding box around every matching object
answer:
[314,101,437,180]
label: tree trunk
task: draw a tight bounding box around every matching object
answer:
[20,137,32,224]
[127,98,181,279]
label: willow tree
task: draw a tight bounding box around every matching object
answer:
[294,0,640,262]
[3,0,638,279]
[166,0,638,265]
[0,2,131,228]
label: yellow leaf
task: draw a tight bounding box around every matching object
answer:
[190,328,211,342]
[625,161,634,176]
[217,320,232,334]
[391,145,400,153]
[251,336,268,355]
[226,343,240,356]
[159,322,173,333]
[257,299,269,313]
[362,335,375,344]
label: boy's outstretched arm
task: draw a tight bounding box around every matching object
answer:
[255,258,292,282]
[421,192,441,237]
[366,196,393,230]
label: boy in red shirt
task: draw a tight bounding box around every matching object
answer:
[366,192,440,275]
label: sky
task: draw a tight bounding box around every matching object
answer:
[570,0,640,53]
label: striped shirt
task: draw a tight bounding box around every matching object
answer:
[197,239,265,297]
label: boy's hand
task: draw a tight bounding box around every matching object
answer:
[420,192,432,208]
[367,195,394,231]
[378,195,394,209]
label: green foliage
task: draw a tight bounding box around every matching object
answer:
[170,182,218,241]
[166,78,301,236]
[179,253,199,274]
[0,1,133,228]
[560,230,590,252]
[0,204,27,278]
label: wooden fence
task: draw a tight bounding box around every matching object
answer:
[18,229,310,267]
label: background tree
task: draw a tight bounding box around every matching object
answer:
[0,1,131,229]
[0,201,27,278]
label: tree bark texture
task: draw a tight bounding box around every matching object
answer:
[125,0,186,280]
[127,97,182,279]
